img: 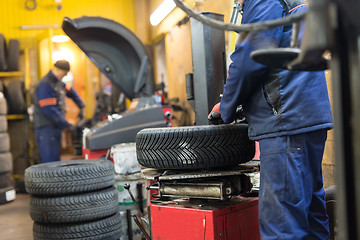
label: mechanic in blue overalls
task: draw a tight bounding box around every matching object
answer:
[34,60,85,163]
[209,0,333,239]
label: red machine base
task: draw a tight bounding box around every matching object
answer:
[150,196,260,240]
[82,147,108,160]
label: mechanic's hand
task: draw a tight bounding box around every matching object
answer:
[78,107,85,120]
[208,102,224,125]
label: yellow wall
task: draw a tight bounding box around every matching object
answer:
[0,0,136,49]
[149,0,233,126]
[0,0,138,121]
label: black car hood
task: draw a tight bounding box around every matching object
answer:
[62,16,154,99]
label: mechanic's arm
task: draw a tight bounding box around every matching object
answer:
[64,83,85,109]
[220,0,284,123]
[36,84,70,129]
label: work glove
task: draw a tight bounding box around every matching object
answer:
[78,107,85,120]
[67,123,77,133]
[208,102,224,125]
[235,105,247,123]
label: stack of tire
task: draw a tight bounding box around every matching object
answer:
[0,33,20,73]
[25,159,121,240]
[0,33,25,115]
[0,92,16,205]
[0,33,29,193]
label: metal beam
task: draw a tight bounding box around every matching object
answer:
[190,13,226,125]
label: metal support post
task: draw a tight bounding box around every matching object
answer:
[190,13,226,125]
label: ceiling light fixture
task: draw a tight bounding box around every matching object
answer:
[51,35,70,43]
[150,0,176,26]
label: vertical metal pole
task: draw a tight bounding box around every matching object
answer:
[331,7,360,239]
[126,209,133,240]
[190,13,226,125]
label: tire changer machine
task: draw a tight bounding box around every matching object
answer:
[62,12,261,240]
[61,17,172,159]
[139,11,261,240]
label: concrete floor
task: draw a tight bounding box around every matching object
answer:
[0,193,33,240]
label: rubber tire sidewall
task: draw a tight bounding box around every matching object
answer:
[0,133,10,152]
[33,213,122,240]
[30,187,119,224]
[7,39,19,71]
[0,95,7,115]
[136,124,255,169]
[0,34,6,71]
[0,115,8,132]
[3,79,27,114]
[25,159,115,196]
[0,152,13,174]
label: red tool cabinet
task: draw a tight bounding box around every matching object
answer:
[150,197,260,240]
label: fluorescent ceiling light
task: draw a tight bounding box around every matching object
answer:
[150,0,176,26]
[52,35,70,43]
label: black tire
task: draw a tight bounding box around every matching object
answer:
[33,213,122,240]
[0,132,10,152]
[3,79,27,114]
[0,172,14,188]
[0,115,8,132]
[30,187,119,224]
[0,185,16,205]
[7,39,19,71]
[0,152,12,173]
[15,177,27,193]
[325,185,336,240]
[25,159,115,196]
[0,34,6,71]
[136,124,255,169]
[0,93,7,115]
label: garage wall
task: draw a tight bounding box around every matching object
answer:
[0,0,138,121]
[149,0,233,126]
[0,0,136,49]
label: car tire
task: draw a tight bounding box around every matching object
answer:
[30,187,119,224]
[0,34,7,71]
[0,172,14,188]
[0,115,8,132]
[0,152,12,174]
[3,79,27,114]
[0,93,7,115]
[7,39,19,71]
[0,133,10,152]
[136,124,255,169]
[33,213,122,240]
[25,159,115,196]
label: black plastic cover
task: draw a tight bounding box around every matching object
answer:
[62,16,154,100]
[85,106,167,150]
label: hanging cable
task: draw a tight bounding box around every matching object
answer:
[173,0,306,33]
[25,0,37,11]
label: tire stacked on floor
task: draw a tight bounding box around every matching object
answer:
[25,159,121,240]
[0,34,29,192]
[0,92,16,205]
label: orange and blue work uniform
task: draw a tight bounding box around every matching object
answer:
[34,70,84,162]
[220,0,333,239]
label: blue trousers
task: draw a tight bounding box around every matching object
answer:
[35,126,62,163]
[258,130,330,240]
